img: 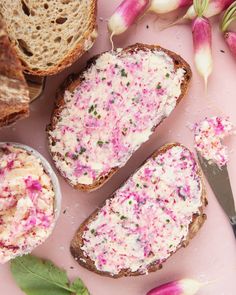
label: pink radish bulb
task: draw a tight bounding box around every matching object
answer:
[146,279,202,295]
[192,0,213,87]
[221,2,236,57]
[168,0,234,28]
[149,0,192,14]
[224,32,236,57]
[108,0,149,36]
[184,0,234,20]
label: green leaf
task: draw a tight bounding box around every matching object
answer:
[10,255,89,295]
[70,279,90,295]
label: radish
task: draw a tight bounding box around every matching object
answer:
[221,2,236,57]
[192,0,213,88]
[224,31,236,57]
[108,0,149,36]
[146,278,202,295]
[149,0,192,14]
[169,0,234,27]
[184,0,234,19]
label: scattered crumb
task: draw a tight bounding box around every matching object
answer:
[186,121,194,131]
[70,266,74,269]
[146,25,149,29]
[99,17,103,22]
[63,209,67,214]
[220,49,225,53]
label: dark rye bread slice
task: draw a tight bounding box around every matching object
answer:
[0,21,29,127]
[0,0,97,76]
[70,143,207,278]
[47,44,192,191]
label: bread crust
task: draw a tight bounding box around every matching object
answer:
[1,1,97,76]
[0,21,29,127]
[47,44,192,191]
[70,143,207,278]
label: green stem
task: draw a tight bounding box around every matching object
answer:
[221,2,236,32]
[193,0,209,17]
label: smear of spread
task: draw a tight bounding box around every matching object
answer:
[0,145,55,264]
[81,145,203,275]
[194,116,234,167]
[49,49,186,186]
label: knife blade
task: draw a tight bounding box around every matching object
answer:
[197,152,236,237]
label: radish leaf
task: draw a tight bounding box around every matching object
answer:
[70,279,90,295]
[10,255,89,295]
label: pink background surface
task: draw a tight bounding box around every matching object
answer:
[1,1,236,294]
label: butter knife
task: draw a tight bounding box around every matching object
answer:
[197,152,236,238]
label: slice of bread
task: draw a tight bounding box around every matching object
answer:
[70,143,207,278]
[0,20,29,127]
[0,0,97,76]
[47,44,192,192]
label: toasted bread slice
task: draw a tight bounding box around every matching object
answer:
[0,21,29,127]
[48,44,192,191]
[70,143,207,278]
[0,0,97,75]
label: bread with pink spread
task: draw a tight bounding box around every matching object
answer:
[70,143,207,278]
[48,44,192,191]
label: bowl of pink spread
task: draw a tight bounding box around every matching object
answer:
[0,142,61,264]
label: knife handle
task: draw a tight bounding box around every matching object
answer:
[232,224,236,238]
[230,216,236,238]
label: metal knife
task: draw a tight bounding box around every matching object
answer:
[197,152,236,238]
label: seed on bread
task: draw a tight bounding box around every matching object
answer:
[70,143,207,278]
[0,0,97,75]
[47,44,192,192]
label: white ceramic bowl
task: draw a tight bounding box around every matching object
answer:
[0,142,61,262]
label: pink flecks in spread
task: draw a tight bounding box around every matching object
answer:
[81,145,203,275]
[0,145,55,264]
[194,116,234,167]
[49,49,186,186]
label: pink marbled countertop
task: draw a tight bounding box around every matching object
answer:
[0,1,236,294]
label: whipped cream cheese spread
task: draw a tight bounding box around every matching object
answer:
[194,116,234,167]
[81,145,203,275]
[0,145,55,263]
[49,48,186,186]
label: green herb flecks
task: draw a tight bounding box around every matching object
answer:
[72,154,78,160]
[156,82,162,89]
[97,140,103,147]
[120,215,127,220]
[121,69,128,77]
[79,147,86,155]
[88,105,95,113]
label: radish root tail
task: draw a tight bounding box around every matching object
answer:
[110,32,115,51]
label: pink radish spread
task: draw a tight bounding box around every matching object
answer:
[0,145,55,264]
[81,145,203,275]
[194,116,234,167]
[49,48,186,186]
